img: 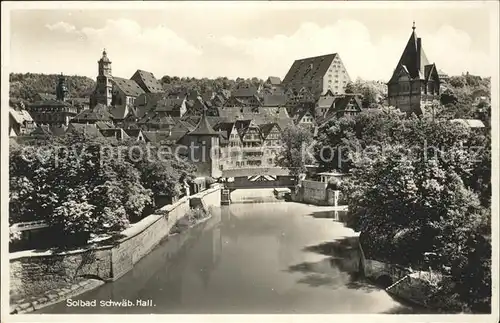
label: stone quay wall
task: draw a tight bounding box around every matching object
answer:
[292,180,339,206]
[10,185,222,301]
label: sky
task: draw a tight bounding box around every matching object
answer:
[5,1,498,82]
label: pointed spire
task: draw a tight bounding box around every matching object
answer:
[412,21,416,31]
[189,107,218,136]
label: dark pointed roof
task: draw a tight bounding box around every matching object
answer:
[188,110,218,136]
[389,23,431,82]
[259,123,279,139]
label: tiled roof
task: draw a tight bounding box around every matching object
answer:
[146,112,176,126]
[262,94,287,107]
[9,108,34,124]
[282,53,337,84]
[135,92,167,107]
[124,129,143,138]
[130,70,164,93]
[36,93,57,101]
[334,95,361,109]
[66,123,103,137]
[72,104,113,122]
[29,99,75,108]
[295,107,314,124]
[142,131,174,143]
[189,112,219,136]
[109,105,130,120]
[213,121,235,134]
[156,98,185,112]
[95,121,112,130]
[266,76,282,85]
[232,85,259,98]
[317,96,336,109]
[100,128,130,140]
[318,95,362,125]
[112,77,145,97]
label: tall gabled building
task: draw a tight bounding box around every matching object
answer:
[282,53,351,97]
[130,69,164,93]
[387,22,441,115]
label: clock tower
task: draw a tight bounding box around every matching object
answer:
[91,49,113,108]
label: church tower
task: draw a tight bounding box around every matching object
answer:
[56,73,69,102]
[387,22,440,115]
[91,49,113,108]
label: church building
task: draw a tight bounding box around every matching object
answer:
[90,50,164,115]
[387,22,441,115]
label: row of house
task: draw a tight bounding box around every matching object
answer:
[17,22,472,136]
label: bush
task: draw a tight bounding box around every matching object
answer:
[9,134,196,247]
[170,207,210,234]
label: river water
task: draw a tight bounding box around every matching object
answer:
[38,189,417,314]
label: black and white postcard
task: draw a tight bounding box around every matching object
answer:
[1,1,498,323]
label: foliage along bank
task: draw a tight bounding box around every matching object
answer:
[313,108,491,313]
[9,132,196,247]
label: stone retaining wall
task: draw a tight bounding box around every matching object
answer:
[10,185,221,302]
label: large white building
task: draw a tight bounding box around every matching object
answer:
[282,53,351,97]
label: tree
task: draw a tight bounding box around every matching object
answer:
[344,82,356,94]
[314,109,405,173]
[276,124,314,177]
[440,88,458,105]
[9,73,95,101]
[337,116,491,312]
[9,133,197,244]
[448,76,467,88]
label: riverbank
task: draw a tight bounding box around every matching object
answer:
[37,201,417,314]
[11,208,216,315]
[10,278,104,314]
[10,185,222,314]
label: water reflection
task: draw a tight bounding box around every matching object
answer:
[39,202,413,314]
[308,210,349,222]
